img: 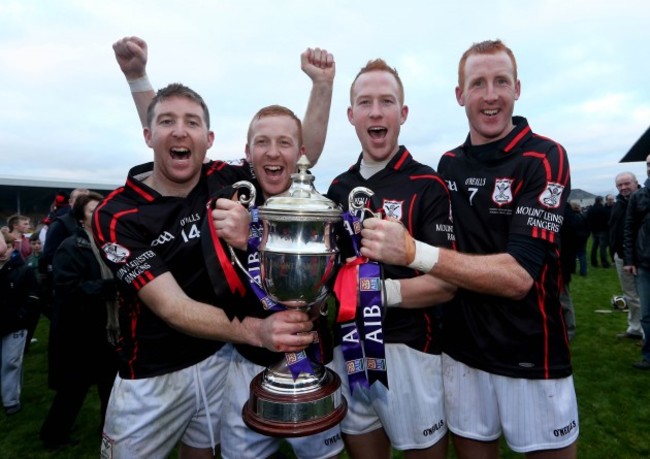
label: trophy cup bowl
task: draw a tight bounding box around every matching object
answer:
[241,156,347,437]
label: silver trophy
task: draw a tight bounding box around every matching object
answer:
[231,156,347,437]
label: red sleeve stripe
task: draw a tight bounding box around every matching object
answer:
[422,310,433,354]
[410,174,437,180]
[126,178,155,202]
[504,125,531,152]
[555,143,568,184]
[93,187,125,243]
[534,265,551,379]
[407,194,417,233]
[127,304,140,379]
[207,160,228,176]
[410,175,451,198]
[132,271,155,291]
[110,209,139,242]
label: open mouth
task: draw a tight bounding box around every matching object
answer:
[263,165,284,177]
[482,109,499,117]
[170,147,191,159]
[368,127,387,139]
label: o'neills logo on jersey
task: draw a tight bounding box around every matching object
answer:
[539,182,565,209]
[383,200,403,220]
[492,178,514,206]
[102,242,130,264]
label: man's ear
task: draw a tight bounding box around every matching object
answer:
[144,127,153,148]
[455,86,465,107]
[245,143,252,163]
[400,105,409,125]
[514,79,521,101]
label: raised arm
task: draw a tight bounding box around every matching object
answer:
[113,36,154,127]
[300,48,335,167]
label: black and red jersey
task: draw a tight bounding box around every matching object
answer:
[92,160,250,379]
[438,116,572,379]
[327,146,454,354]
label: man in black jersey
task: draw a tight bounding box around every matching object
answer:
[359,40,577,459]
[210,105,344,458]
[326,59,456,459]
[93,38,334,459]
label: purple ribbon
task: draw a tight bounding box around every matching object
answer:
[335,211,388,392]
[245,206,317,380]
[358,262,387,388]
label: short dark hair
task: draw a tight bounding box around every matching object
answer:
[72,191,104,224]
[146,83,211,129]
[7,214,29,232]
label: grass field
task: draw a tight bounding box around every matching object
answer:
[2,256,649,458]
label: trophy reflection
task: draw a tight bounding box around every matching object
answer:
[234,156,347,437]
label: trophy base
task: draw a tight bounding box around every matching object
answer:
[242,362,347,438]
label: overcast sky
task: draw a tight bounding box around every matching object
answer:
[1,0,649,196]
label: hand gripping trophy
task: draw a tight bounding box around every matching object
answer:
[229,156,347,437]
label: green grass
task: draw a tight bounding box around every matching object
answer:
[3,257,649,458]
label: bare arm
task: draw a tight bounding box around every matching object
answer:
[138,272,314,352]
[113,36,155,127]
[300,48,335,167]
[361,218,533,300]
[394,274,457,308]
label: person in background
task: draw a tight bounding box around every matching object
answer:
[0,232,40,416]
[610,172,643,340]
[571,202,590,277]
[41,188,91,318]
[624,155,650,370]
[24,231,45,352]
[7,214,32,260]
[559,203,580,341]
[587,195,611,268]
[39,192,119,449]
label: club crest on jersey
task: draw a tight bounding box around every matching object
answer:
[101,242,130,264]
[492,178,514,206]
[539,182,565,209]
[383,200,403,220]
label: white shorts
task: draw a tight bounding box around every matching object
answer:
[101,344,232,459]
[332,343,447,450]
[442,354,579,453]
[220,348,344,459]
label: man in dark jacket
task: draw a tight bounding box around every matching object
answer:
[0,232,40,415]
[40,188,89,317]
[588,195,612,268]
[610,172,643,340]
[624,155,650,369]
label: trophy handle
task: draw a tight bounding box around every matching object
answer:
[232,181,256,208]
[223,181,264,294]
[348,186,382,221]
